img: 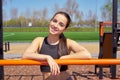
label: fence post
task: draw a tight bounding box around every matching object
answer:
[0,0,4,79]
[5,42,7,52]
[8,42,10,51]
[111,0,118,79]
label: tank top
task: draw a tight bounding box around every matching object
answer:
[39,37,68,72]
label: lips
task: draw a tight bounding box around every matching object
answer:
[50,26,58,33]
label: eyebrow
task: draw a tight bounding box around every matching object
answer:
[53,17,67,26]
[59,22,65,26]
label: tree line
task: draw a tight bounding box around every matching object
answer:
[2,0,120,28]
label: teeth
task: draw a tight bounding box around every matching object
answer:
[51,29,56,32]
[52,28,57,31]
[51,26,58,32]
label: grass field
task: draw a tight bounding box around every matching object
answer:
[3,32,99,42]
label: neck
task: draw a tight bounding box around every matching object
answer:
[47,34,59,45]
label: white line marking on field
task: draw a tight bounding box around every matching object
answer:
[3,33,15,37]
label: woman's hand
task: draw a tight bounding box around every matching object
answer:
[46,55,60,75]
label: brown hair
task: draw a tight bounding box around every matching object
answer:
[51,11,71,56]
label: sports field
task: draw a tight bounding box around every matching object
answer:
[3,32,99,42]
[4,31,120,80]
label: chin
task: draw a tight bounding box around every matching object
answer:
[49,29,57,34]
[49,31,56,35]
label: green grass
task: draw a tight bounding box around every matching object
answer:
[3,32,99,42]
[64,32,99,42]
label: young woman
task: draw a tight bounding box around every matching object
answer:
[22,11,91,80]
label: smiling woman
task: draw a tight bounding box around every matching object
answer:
[22,11,91,80]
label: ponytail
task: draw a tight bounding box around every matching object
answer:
[58,33,69,56]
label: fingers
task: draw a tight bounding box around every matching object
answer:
[50,60,60,75]
[47,56,60,75]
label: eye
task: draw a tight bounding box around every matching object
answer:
[52,19,57,23]
[59,22,65,27]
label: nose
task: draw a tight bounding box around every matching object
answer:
[54,23,59,28]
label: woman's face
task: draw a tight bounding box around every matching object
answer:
[49,14,68,35]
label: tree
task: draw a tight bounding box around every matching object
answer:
[101,0,112,21]
[86,10,97,27]
[2,0,12,5]
[42,8,49,27]
[54,3,61,12]
[64,0,79,22]
[3,11,8,27]
[10,7,18,20]
[118,0,120,21]
[41,7,48,22]
[53,0,80,27]
[18,15,27,27]
[3,0,13,27]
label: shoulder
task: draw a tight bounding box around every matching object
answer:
[32,37,44,42]
[34,37,44,40]
[66,38,82,48]
[66,38,78,48]
[31,37,45,45]
[66,38,88,52]
[24,37,45,53]
[67,38,77,44]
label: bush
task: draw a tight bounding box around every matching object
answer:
[3,27,111,32]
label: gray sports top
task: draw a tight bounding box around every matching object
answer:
[39,37,68,72]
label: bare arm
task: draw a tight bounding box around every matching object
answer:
[22,37,48,60]
[22,37,60,75]
[60,39,92,59]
